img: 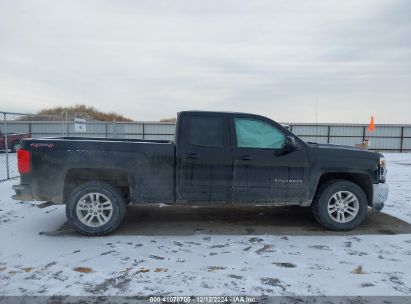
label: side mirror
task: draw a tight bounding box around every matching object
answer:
[283,135,298,151]
[274,135,298,156]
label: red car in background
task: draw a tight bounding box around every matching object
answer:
[0,131,31,152]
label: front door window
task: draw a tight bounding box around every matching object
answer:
[234,118,285,149]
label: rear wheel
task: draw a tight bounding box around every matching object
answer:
[311,180,368,230]
[66,181,126,235]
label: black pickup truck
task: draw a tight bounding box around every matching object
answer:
[12,111,388,235]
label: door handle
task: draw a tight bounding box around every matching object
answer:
[241,155,253,161]
[187,153,200,159]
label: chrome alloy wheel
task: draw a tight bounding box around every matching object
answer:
[76,192,113,227]
[327,191,359,223]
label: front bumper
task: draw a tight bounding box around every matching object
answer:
[371,183,389,213]
[12,184,33,201]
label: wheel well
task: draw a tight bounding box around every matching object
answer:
[316,172,373,204]
[63,168,130,203]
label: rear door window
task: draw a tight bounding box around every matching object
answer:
[189,116,227,147]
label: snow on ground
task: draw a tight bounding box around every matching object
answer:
[381,153,411,224]
[0,153,410,296]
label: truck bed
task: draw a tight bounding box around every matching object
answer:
[19,136,176,204]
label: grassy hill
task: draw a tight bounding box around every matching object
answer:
[21,105,134,122]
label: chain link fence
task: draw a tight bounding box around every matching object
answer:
[1,112,33,182]
[0,111,64,182]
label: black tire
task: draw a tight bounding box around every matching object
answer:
[66,181,126,236]
[311,180,368,231]
[10,141,20,153]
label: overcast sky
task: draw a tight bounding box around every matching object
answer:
[0,0,410,123]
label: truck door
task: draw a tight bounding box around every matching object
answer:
[176,114,232,203]
[231,116,310,204]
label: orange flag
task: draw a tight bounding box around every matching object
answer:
[368,116,376,132]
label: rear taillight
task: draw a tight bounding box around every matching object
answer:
[17,149,31,174]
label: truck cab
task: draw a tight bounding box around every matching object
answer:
[175,111,309,205]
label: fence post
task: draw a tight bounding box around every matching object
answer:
[362,126,366,144]
[142,123,145,139]
[3,113,9,180]
[400,126,404,153]
[327,125,331,143]
[105,123,108,137]
[66,112,69,136]
[61,112,65,136]
[112,120,117,138]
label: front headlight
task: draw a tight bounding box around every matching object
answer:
[379,157,386,182]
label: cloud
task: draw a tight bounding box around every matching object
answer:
[0,0,410,123]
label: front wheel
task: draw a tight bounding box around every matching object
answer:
[311,180,368,231]
[66,181,126,236]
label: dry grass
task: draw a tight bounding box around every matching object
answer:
[160,117,177,123]
[73,267,94,273]
[352,265,366,274]
[22,267,33,272]
[19,104,134,122]
[207,266,226,272]
[154,268,168,273]
[137,267,150,273]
